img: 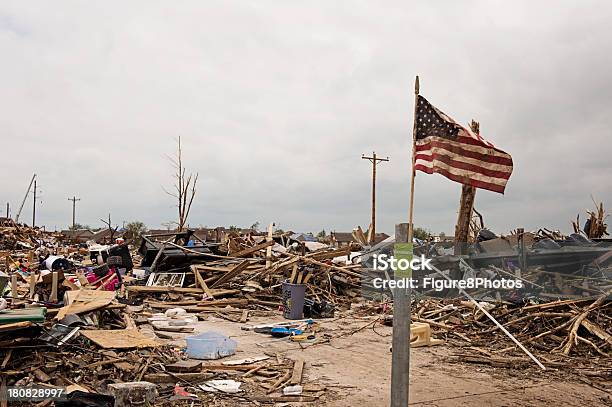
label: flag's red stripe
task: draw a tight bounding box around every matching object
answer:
[415,140,513,166]
[455,135,508,153]
[415,153,512,180]
[455,124,495,147]
[414,164,507,193]
[472,132,493,147]
[414,158,509,186]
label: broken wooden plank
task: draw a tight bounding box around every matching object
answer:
[240,310,249,323]
[250,396,318,403]
[0,322,33,332]
[151,325,194,333]
[267,369,291,394]
[201,363,260,371]
[265,223,274,268]
[143,372,215,383]
[191,265,215,299]
[126,286,239,296]
[166,360,203,373]
[80,329,159,349]
[210,260,251,288]
[305,247,350,261]
[55,289,115,320]
[232,240,275,258]
[290,358,304,385]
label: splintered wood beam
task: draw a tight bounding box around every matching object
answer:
[290,358,305,385]
[210,260,251,288]
[454,183,476,255]
[454,119,479,255]
[232,240,274,258]
[10,275,17,305]
[265,223,274,268]
[305,246,350,261]
[29,272,36,299]
[191,265,215,299]
[49,272,59,302]
[126,286,239,296]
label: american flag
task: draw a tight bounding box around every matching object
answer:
[414,95,513,194]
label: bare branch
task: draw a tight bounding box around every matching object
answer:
[164,137,199,231]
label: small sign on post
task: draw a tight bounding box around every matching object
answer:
[391,223,411,407]
[393,242,413,279]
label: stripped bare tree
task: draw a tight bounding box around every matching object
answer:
[100,213,119,244]
[164,137,199,231]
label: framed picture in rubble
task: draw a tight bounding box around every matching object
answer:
[145,272,185,288]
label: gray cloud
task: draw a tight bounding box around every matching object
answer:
[0,1,610,235]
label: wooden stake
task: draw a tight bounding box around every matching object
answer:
[10,274,17,304]
[517,227,526,278]
[50,272,59,302]
[29,272,36,299]
[289,263,298,284]
[240,310,249,323]
[265,223,273,269]
[290,358,305,385]
[75,270,89,286]
[303,271,314,284]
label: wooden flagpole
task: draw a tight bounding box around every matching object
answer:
[407,76,419,242]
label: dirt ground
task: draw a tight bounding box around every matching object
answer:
[166,313,611,406]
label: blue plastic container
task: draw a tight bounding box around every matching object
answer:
[186,331,237,360]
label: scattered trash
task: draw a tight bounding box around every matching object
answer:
[108,381,157,407]
[172,384,198,400]
[186,331,237,359]
[0,217,609,404]
[200,379,242,393]
[283,384,303,395]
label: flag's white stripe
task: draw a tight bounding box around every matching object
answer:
[416,136,509,159]
[416,147,513,172]
[415,158,509,185]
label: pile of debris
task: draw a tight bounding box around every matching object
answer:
[0,227,359,405]
[126,229,365,318]
[0,216,609,404]
[365,292,611,392]
[573,200,609,240]
[0,220,62,251]
[412,293,612,361]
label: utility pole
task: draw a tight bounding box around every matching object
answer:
[5,203,8,219]
[32,179,37,227]
[15,174,36,223]
[68,196,81,230]
[362,152,389,244]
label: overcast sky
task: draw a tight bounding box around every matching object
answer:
[1,1,610,235]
